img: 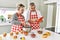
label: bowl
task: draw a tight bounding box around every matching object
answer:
[23,25,31,32]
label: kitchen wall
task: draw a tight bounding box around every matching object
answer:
[0,0,48,32]
[0,0,48,28]
[0,25,11,34]
[52,4,56,26]
[0,0,57,34]
[0,0,27,8]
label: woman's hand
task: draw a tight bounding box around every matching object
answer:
[20,21,25,26]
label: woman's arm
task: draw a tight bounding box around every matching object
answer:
[11,14,21,25]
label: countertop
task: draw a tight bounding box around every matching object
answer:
[0,29,60,40]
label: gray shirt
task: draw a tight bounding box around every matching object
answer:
[11,13,21,25]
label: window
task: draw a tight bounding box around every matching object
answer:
[0,8,16,23]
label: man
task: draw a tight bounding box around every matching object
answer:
[24,2,43,30]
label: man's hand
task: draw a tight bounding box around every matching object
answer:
[28,19,34,23]
[37,17,43,24]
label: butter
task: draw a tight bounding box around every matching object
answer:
[21,37,25,40]
[0,36,2,40]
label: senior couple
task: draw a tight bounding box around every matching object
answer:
[11,2,43,32]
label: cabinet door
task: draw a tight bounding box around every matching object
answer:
[55,2,60,33]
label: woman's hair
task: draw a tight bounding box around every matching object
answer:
[30,2,35,6]
[17,4,25,10]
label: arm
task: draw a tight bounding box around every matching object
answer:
[37,10,43,19]
[23,10,30,22]
[37,10,44,23]
[23,10,33,25]
[25,11,33,23]
[11,14,21,25]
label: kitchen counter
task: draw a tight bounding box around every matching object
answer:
[0,29,60,40]
[0,22,12,34]
[0,23,12,26]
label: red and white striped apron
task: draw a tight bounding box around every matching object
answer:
[11,13,25,32]
[30,11,40,30]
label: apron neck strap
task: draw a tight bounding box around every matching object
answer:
[30,10,38,19]
[30,10,37,15]
[16,13,22,17]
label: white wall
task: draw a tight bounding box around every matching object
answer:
[0,0,27,8]
[0,0,48,32]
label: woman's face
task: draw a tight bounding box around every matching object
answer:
[30,5,35,11]
[18,7,24,14]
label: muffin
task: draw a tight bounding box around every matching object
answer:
[24,31,28,36]
[3,32,7,37]
[31,33,36,38]
[15,31,19,35]
[37,30,43,34]
[10,32,13,36]
[13,35,17,39]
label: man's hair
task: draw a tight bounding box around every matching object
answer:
[17,4,25,10]
[30,2,35,6]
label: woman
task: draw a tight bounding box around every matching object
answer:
[11,4,25,32]
[24,2,43,30]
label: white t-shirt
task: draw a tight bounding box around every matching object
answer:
[23,9,43,21]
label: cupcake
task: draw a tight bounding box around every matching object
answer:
[15,31,19,35]
[24,31,28,36]
[37,30,43,34]
[13,35,17,39]
[3,32,7,37]
[31,33,36,38]
[10,32,13,36]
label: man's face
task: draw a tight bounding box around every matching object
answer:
[30,5,35,11]
[18,7,24,14]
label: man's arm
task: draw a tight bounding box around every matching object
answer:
[23,10,30,22]
[37,10,44,23]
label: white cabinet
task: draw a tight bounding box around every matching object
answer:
[55,1,60,33]
[0,23,11,34]
[44,0,57,28]
[0,25,11,34]
[48,0,57,2]
[44,0,57,4]
[46,5,54,28]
